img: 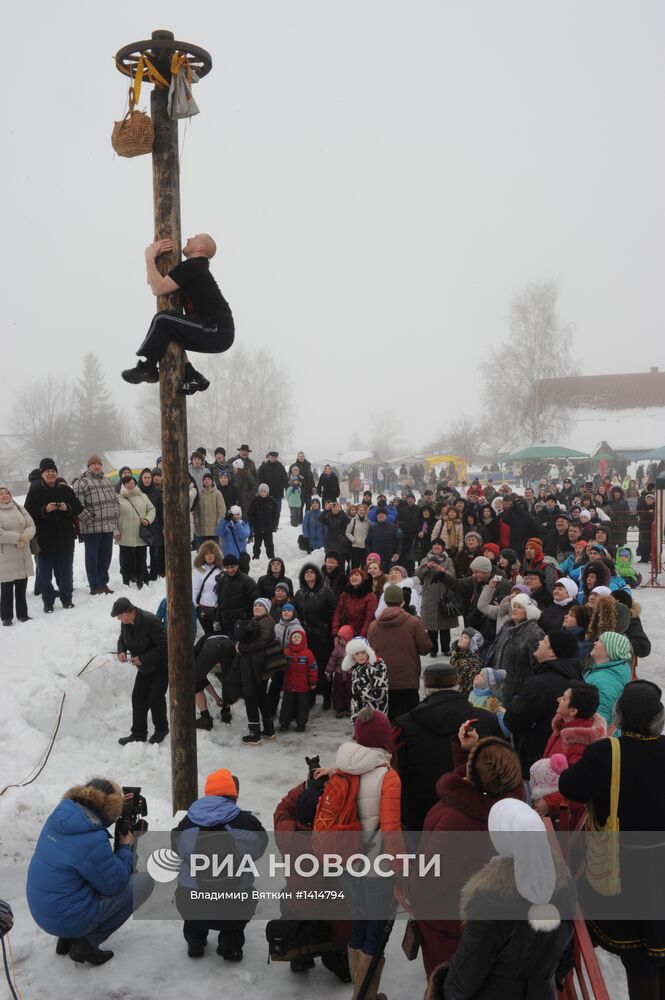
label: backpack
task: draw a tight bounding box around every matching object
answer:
[312,771,362,860]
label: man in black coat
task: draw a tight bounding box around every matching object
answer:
[500,496,536,559]
[365,511,402,572]
[395,661,501,829]
[113,598,169,745]
[543,513,573,560]
[438,556,508,642]
[397,494,421,574]
[213,556,259,637]
[294,563,336,708]
[24,459,83,613]
[502,630,583,776]
[257,452,289,530]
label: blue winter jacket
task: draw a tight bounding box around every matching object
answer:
[174,797,267,891]
[156,597,198,634]
[584,658,632,725]
[303,508,326,550]
[26,798,132,937]
[368,504,398,524]
[217,517,251,558]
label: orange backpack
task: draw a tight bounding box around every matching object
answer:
[312,772,362,859]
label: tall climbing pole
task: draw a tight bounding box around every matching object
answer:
[115,30,213,810]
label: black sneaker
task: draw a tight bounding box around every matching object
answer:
[118,734,147,746]
[195,714,213,731]
[149,730,169,744]
[242,730,262,746]
[69,938,114,965]
[55,938,72,956]
[122,361,159,385]
[181,364,210,395]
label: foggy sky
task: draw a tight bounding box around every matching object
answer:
[2,1,664,459]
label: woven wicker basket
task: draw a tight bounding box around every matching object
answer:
[112,109,154,158]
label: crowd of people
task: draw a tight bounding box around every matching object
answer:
[8,449,665,999]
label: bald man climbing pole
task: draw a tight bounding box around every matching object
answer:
[122,234,235,395]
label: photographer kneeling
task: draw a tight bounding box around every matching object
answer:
[26,778,153,965]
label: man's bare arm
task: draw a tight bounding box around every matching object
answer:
[145,238,180,296]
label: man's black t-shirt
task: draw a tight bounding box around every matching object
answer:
[168,257,234,331]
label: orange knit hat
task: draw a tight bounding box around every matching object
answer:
[526,537,543,553]
[204,768,238,798]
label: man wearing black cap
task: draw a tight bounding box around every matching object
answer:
[24,461,83,614]
[503,631,583,776]
[234,446,257,480]
[257,452,289,530]
[394,660,501,829]
[213,556,258,637]
[543,511,573,561]
[112,598,169,745]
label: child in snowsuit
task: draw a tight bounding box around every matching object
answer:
[325,624,354,718]
[274,603,302,649]
[615,546,639,585]
[341,637,389,720]
[285,478,303,527]
[450,627,484,695]
[279,629,318,732]
[469,667,507,714]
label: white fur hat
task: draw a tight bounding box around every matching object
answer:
[510,593,542,621]
[341,637,376,672]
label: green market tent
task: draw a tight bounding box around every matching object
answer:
[640,446,665,462]
[505,445,589,461]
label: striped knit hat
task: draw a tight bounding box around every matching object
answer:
[599,631,632,662]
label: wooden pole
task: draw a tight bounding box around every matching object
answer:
[149,29,198,809]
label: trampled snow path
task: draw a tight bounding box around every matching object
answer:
[0,514,660,999]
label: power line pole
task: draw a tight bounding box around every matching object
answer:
[115,30,213,810]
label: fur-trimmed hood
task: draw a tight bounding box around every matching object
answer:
[298,562,323,590]
[193,539,224,569]
[63,781,124,827]
[550,712,607,748]
[342,637,377,672]
[460,852,572,930]
[581,560,611,591]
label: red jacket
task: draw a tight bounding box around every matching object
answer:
[498,517,511,551]
[541,712,607,812]
[414,742,525,977]
[283,633,318,693]
[331,579,378,637]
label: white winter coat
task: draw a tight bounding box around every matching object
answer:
[0,501,36,582]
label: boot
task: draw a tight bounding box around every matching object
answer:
[348,946,362,985]
[149,729,169,744]
[195,712,213,730]
[353,952,386,1000]
[56,938,72,956]
[121,360,159,385]
[242,723,262,746]
[260,717,276,740]
[322,950,352,983]
[118,733,147,745]
[69,938,114,965]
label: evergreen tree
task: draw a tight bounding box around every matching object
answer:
[71,354,121,460]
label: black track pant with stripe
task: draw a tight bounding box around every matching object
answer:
[137,311,235,365]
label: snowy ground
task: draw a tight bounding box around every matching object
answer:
[0,512,661,999]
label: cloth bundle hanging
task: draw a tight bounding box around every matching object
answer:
[167,52,200,120]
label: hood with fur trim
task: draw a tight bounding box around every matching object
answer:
[550,712,607,748]
[63,781,124,827]
[581,560,611,591]
[460,852,573,930]
[298,562,323,590]
[193,539,224,569]
[341,637,377,672]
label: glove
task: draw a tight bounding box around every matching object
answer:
[18,531,30,544]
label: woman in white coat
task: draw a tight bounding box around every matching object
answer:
[0,486,36,625]
[115,477,156,589]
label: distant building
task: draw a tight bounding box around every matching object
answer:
[534,367,665,459]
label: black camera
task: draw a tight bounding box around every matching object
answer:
[114,786,148,850]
